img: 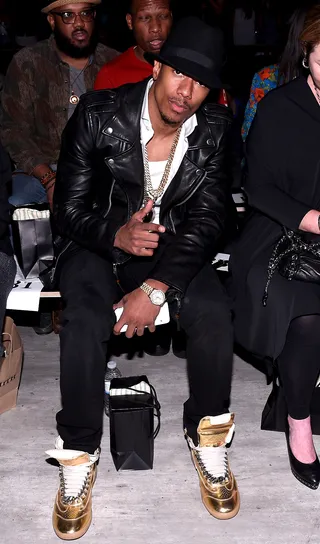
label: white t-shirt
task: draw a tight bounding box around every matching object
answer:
[148,160,168,224]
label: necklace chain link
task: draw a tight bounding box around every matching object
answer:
[142,126,182,205]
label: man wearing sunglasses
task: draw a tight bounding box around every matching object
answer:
[1,1,119,212]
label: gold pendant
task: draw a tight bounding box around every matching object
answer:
[69,93,80,105]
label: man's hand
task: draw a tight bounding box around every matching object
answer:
[114,199,166,256]
[31,163,52,180]
[113,288,161,338]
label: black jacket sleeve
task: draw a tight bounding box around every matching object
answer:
[53,102,124,261]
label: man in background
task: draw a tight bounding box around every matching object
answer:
[94,0,172,89]
[1,0,118,210]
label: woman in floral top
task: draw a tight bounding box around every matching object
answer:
[242,2,320,141]
[242,64,279,140]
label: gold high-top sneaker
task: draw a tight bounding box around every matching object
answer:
[186,413,240,520]
[46,444,99,540]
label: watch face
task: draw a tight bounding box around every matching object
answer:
[150,289,165,306]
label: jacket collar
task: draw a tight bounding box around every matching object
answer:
[102,78,152,144]
[284,75,320,123]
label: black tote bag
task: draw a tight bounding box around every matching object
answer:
[109,375,161,471]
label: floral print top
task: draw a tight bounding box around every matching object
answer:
[242,64,279,141]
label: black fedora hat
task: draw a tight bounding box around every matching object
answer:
[145,17,226,90]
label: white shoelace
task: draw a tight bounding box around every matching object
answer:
[195,446,228,481]
[60,462,93,501]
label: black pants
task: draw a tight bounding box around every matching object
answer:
[56,248,233,453]
[277,315,320,420]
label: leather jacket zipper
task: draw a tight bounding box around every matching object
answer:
[52,239,73,281]
[112,262,126,293]
[167,171,206,233]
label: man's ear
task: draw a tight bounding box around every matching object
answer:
[153,61,162,81]
[126,13,133,31]
[47,14,55,31]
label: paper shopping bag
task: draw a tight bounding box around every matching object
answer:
[0,317,23,415]
[109,375,161,471]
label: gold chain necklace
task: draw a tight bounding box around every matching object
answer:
[142,126,182,206]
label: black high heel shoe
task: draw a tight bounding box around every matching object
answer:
[285,422,320,490]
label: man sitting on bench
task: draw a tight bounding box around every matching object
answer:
[50,17,239,541]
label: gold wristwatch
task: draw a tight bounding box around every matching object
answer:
[140,282,166,306]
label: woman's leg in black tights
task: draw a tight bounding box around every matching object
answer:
[277,314,320,463]
[277,315,320,419]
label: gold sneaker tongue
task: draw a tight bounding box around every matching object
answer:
[197,416,234,448]
[60,453,91,467]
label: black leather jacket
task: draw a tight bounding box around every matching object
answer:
[54,79,233,294]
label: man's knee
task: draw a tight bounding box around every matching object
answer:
[61,298,115,340]
[183,289,231,323]
[9,193,33,207]
[10,173,47,205]
[181,295,232,347]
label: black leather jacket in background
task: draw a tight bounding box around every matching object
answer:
[54,79,233,294]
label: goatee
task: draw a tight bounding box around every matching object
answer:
[53,27,98,59]
[159,110,180,126]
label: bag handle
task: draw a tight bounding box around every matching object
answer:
[2,331,12,356]
[126,383,161,439]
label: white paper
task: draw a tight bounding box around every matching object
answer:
[12,208,50,220]
[110,381,151,396]
[7,278,43,312]
[232,192,245,204]
[114,302,170,332]
[212,252,230,272]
